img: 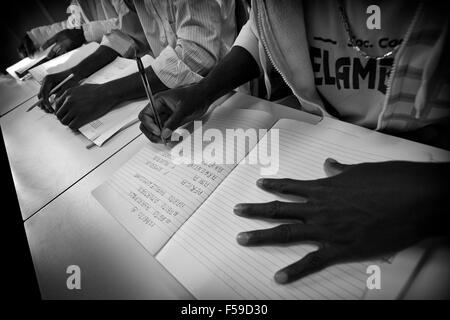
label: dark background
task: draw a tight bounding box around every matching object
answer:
[1,0,68,73]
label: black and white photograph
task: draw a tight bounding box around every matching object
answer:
[1,0,449,305]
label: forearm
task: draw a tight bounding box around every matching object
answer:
[102,66,168,104]
[410,162,450,237]
[198,46,260,106]
[70,45,119,80]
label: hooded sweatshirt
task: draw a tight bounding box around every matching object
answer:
[234,0,450,133]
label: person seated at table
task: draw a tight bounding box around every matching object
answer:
[139,0,450,284]
[18,0,129,59]
[37,0,236,130]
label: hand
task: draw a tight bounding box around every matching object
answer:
[38,70,80,113]
[138,83,211,143]
[54,83,117,129]
[18,34,37,58]
[41,28,86,58]
[234,159,447,284]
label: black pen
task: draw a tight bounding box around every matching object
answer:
[135,56,166,145]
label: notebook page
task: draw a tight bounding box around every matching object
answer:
[92,108,276,255]
[156,118,443,300]
[78,99,146,146]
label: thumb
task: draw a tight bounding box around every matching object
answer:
[161,102,185,140]
[324,158,353,177]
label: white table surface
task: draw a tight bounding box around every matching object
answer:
[0,96,143,220]
[0,76,40,116]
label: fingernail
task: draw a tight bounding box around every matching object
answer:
[274,271,288,284]
[326,158,337,164]
[236,232,250,245]
[233,204,246,215]
[162,128,172,139]
[256,179,265,188]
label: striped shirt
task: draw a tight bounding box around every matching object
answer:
[101,0,236,88]
[27,0,129,47]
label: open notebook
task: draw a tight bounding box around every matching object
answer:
[92,107,449,299]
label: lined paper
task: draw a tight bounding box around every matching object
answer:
[156,118,422,300]
[93,109,276,255]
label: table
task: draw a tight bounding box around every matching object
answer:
[2,78,449,299]
[1,95,142,220]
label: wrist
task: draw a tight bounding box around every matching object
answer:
[101,81,121,107]
[197,78,218,108]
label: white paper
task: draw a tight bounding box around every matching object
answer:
[92,109,276,255]
[79,99,146,147]
[6,44,56,80]
[156,118,450,299]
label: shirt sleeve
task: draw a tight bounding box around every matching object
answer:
[232,10,263,73]
[151,0,233,88]
[27,21,68,48]
[100,9,149,57]
[82,0,129,43]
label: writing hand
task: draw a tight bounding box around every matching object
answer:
[234,159,447,284]
[38,70,80,113]
[138,83,210,143]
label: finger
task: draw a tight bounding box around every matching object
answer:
[237,223,325,246]
[68,117,82,130]
[42,35,57,50]
[60,112,75,126]
[274,247,340,284]
[138,103,154,120]
[140,123,163,144]
[256,178,317,197]
[323,158,353,177]
[55,97,72,120]
[162,102,185,140]
[54,91,69,112]
[234,201,317,222]
[140,112,161,136]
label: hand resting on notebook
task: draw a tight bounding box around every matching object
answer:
[233,159,449,284]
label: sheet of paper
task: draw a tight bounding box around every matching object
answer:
[84,55,155,84]
[6,44,56,80]
[79,99,146,146]
[157,118,450,299]
[28,42,100,83]
[92,108,276,255]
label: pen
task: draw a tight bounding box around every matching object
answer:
[26,73,75,112]
[135,57,167,145]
